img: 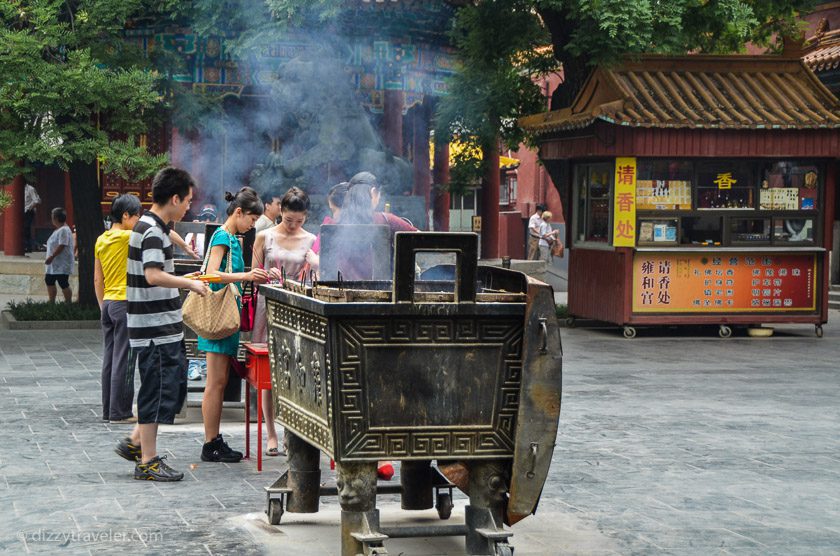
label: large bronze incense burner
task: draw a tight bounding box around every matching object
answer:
[261,232,562,556]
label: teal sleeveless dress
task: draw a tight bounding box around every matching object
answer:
[196,228,243,357]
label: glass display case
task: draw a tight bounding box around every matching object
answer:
[730,218,771,244]
[696,163,755,209]
[636,160,693,210]
[681,215,723,246]
[759,161,819,212]
[638,218,679,245]
[773,217,815,244]
[626,159,823,249]
[574,162,612,243]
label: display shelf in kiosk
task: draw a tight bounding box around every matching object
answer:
[520,52,839,337]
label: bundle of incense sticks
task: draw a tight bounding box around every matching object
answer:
[184,272,222,283]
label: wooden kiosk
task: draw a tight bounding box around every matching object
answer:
[521,53,839,337]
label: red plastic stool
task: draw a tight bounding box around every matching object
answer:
[244,342,272,471]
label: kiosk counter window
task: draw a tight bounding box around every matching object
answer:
[567,157,829,335]
[595,158,822,249]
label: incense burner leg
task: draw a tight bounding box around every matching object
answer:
[337,461,386,556]
[400,460,434,510]
[464,460,513,556]
[285,430,321,513]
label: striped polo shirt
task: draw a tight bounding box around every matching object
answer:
[127,212,183,347]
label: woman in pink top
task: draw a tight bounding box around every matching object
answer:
[327,172,416,283]
[310,181,349,257]
[251,187,316,455]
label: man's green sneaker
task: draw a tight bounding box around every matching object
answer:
[134,455,184,482]
[115,437,141,462]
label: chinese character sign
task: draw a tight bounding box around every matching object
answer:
[613,157,636,247]
[632,253,816,312]
[714,172,737,189]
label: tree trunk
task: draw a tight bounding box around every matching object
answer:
[68,160,104,307]
[537,6,591,109]
[3,172,25,256]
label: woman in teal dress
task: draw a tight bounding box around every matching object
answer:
[198,187,269,463]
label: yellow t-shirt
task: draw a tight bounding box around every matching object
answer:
[94,229,131,301]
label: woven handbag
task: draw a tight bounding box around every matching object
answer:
[182,229,241,340]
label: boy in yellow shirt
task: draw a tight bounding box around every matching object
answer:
[95,195,142,423]
[95,194,199,423]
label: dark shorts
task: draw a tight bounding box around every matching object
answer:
[44,273,70,289]
[131,340,187,425]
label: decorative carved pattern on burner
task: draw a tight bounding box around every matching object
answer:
[267,301,327,341]
[278,402,333,454]
[295,351,306,390]
[268,304,330,430]
[311,354,323,406]
[269,336,292,391]
[334,317,523,461]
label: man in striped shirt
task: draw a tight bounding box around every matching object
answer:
[114,167,209,482]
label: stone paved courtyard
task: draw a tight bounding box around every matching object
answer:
[0,316,839,555]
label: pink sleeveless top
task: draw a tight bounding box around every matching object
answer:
[252,228,315,343]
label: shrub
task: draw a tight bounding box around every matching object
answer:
[555,304,570,319]
[0,189,13,215]
[6,300,100,321]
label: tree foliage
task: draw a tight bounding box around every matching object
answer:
[0,0,169,182]
[433,0,814,189]
[538,0,816,107]
[0,0,170,306]
[434,0,554,191]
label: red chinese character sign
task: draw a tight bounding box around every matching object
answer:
[613,157,636,247]
[632,253,817,313]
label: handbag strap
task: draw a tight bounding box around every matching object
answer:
[198,228,222,275]
[223,230,241,299]
[200,227,240,299]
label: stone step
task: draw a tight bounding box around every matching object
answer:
[829,288,840,310]
[0,254,78,297]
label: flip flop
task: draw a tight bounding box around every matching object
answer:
[266,447,284,457]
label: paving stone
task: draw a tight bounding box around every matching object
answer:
[1,319,839,554]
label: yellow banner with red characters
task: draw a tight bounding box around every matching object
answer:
[613,157,636,247]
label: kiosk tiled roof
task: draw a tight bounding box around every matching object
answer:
[521,54,840,134]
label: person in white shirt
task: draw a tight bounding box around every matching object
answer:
[254,193,281,234]
[44,208,74,302]
[538,211,559,263]
[24,183,41,252]
[527,203,546,260]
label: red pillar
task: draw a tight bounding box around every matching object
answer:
[382,90,404,156]
[3,174,25,256]
[432,140,450,232]
[481,142,500,259]
[821,160,837,320]
[170,126,186,169]
[411,103,431,228]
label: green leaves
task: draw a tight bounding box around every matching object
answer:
[0,188,14,214]
[434,0,555,185]
[0,0,165,182]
